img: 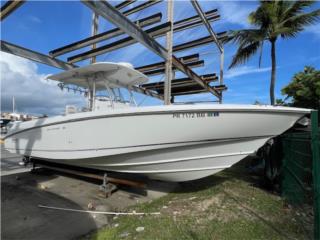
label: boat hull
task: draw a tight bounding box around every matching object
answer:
[42,136,269,181]
[4,105,309,181]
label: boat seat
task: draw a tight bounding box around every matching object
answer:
[65,105,78,115]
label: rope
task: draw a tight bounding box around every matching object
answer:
[38,205,160,216]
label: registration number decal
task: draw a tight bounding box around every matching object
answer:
[172,112,219,118]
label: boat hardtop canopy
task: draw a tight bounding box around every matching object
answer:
[47,62,148,90]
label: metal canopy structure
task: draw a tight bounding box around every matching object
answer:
[0,0,227,104]
[0,0,25,21]
[141,73,221,96]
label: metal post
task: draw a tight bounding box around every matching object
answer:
[89,13,98,111]
[92,80,96,110]
[91,12,99,64]
[164,0,174,105]
[219,49,224,103]
[190,0,224,102]
[171,71,176,103]
[311,110,320,240]
[88,88,92,110]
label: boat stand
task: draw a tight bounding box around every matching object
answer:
[30,160,146,198]
[99,173,117,197]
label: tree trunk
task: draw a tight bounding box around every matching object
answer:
[270,40,276,105]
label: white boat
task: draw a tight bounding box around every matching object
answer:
[4,62,310,182]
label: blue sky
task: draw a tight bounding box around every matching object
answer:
[1,0,320,115]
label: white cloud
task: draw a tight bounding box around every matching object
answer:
[28,15,42,24]
[0,53,86,116]
[214,1,257,28]
[225,65,271,79]
[306,23,320,39]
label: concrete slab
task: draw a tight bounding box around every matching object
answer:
[1,148,177,240]
[0,147,31,176]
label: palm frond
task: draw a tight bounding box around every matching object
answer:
[282,1,315,21]
[280,9,320,38]
[258,41,264,68]
[222,29,265,45]
[275,27,299,38]
[283,9,320,27]
[249,2,272,27]
[229,41,262,69]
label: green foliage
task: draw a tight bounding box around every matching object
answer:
[275,98,289,106]
[282,66,320,109]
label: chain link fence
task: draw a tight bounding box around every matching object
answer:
[281,111,319,239]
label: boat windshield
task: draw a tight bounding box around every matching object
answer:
[95,87,136,106]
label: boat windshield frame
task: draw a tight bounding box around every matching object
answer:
[84,76,138,111]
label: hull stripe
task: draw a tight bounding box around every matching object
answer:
[5,135,271,153]
[110,165,232,174]
[4,108,304,139]
[98,151,254,167]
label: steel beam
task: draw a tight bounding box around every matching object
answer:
[81,0,168,59]
[191,0,224,102]
[68,22,171,63]
[173,33,226,52]
[135,53,199,72]
[219,51,224,102]
[122,0,162,16]
[67,13,220,63]
[50,1,159,56]
[131,85,163,100]
[81,0,220,98]
[171,55,220,97]
[90,12,99,64]
[174,14,219,32]
[141,74,218,90]
[141,77,224,96]
[191,0,223,52]
[174,9,217,27]
[0,0,25,21]
[50,13,162,57]
[0,40,75,70]
[164,0,174,105]
[171,85,226,96]
[89,12,99,110]
[143,60,204,77]
[52,10,218,58]
[114,0,136,10]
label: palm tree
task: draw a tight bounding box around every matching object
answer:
[224,1,320,105]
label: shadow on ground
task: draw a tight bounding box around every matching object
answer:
[1,172,97,240]
[170,155,262,194]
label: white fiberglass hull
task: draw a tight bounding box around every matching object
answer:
[4,105,309,181]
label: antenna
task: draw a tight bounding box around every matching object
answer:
[12,96,15,113]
